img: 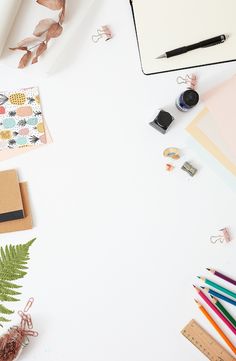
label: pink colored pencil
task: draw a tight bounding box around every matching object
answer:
[193,285,236,335]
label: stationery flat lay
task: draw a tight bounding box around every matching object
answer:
[0,1,235,361]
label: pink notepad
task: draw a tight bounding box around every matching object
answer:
[203,75,236,158]
[186,75,236,177]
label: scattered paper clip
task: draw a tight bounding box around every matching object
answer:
[92,25,112,43]
[210,227,231,244]
[18,310,28,329]
[27,314,33,329]
[24,297,34,313]
[25,330,38,337]
[177,74,197,89]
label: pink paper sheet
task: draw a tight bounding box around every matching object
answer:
[203,75,236,158]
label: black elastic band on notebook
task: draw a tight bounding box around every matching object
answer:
[0,210,24,223]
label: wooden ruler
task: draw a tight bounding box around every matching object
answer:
[181,319,236,361]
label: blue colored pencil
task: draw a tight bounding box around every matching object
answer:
[201,287,236,306]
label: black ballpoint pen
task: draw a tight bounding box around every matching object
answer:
[156,34,229,59]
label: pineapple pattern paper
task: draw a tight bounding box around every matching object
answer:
[0,87,46,151]
[9,92,26,105]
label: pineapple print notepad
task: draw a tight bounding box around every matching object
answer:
[0,87,46,150]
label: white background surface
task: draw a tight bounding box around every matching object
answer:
[0,1,236,360]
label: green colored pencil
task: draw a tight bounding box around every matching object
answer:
[211,296,236,328]
[198,276,236,299]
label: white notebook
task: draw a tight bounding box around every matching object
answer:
[130,0,236,75]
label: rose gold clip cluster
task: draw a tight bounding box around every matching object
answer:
[17,297,38,338]
[0,298,38,361]
[92,26,112,43]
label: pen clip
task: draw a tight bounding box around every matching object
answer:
[202,41,223,48]
[202,35,226,48]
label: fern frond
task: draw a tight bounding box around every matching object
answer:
[0,293,20,302]
[1,287,21,296]
[0,317,10,323]
[0,281,22,289]
[0,305,14,315]
[0,238,35,323]
[0,239,35,281]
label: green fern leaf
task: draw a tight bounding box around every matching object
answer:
[1,287,21,296]
[0,317,10,323]
[0,280,22,289]
[0,239,34,280]
[0,238,35,323]
[0,293,19,302]
[0,304,14,315]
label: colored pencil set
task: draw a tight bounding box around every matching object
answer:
[193,268,236,355]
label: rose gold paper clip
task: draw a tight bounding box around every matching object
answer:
[92,26,112,43]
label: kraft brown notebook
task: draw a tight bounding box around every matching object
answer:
[0,169,24,222]
[0,182,32,233]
